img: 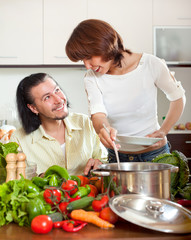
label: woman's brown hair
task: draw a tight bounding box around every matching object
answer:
[65,19,132,67]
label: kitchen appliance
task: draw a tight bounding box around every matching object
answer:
[154,26,191,65]
[91,162,179,199]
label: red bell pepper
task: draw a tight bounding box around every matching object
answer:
[62,220,87,232]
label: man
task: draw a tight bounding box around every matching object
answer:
[10,73,107,175]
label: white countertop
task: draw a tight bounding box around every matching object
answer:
[169,129,191,134]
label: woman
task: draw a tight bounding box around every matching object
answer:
[65,19,186,163]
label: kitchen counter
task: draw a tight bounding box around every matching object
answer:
[169,130,191,134]
[0,219,190,240]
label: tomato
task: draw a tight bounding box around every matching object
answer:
[109,190,115,198]
[61,180,78,196]
[59,202,69,215]
[92,195,109,212]
[53,221,65,228]
[94,179,102,193]
[99,207,118,224]
[87,184,98,197]
[88,192,96,197]
[43,188,62,205]
[89,176,99,185]
[31,215,53,234]
[77,175,90,186]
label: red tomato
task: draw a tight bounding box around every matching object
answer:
[59,202,69,215]
[99,207,118,224]
[89,176,99,185]
[87,184,98,196]
[94,179,102,193]
[53,221,65,228]
[92,195,109,212]
[43,188,62,205]
[61,180,78,196]
[109,190,115,198]
[88,192,96,197]
[77,175,90,186]
[31,215,53,234]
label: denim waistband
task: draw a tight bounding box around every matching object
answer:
[108,143,170,163]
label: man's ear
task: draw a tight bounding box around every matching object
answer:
[27,104,39,115]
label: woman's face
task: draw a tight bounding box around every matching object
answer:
[83,56,113,75]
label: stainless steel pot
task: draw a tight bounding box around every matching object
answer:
[91,162,179,199]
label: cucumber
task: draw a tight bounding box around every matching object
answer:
[67,196,94,212]
[48,212,63,222]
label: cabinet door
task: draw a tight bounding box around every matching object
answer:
[44,0,87,65]
[0,0,43,65]
[87,0,152,54]
[167,134,191,158]
[153,0,191,26]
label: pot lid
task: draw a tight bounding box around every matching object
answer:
[109,194,191,234]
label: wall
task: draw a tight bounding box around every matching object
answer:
[158,67,191,126]
[0,67,88,128]
[0,66,190,129]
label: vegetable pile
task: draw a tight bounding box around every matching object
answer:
[0,142,19,183]
[152,150,191,200]
[0,165,118,234]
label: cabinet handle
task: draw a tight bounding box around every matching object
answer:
[0,56,17,58]
[185,141,191,144]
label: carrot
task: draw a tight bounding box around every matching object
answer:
[87,211,100,217]
[71,209,114,229]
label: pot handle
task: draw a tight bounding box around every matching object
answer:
[170,165,179,173]
[90,169,110,177]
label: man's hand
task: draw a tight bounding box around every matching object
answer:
[84,158,102,176]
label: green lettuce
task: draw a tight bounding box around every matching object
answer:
[0,175,30,227]
[0,142,19,168]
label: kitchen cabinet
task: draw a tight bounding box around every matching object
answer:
[167,133,191,158]
[43,0,87,65]
[167,133,191,174]
[1,0,190,65]
[153,0,191,26]
[44,0,153,64]
[87,0,153,54]
[0,0,43,65]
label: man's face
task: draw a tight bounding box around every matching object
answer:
[28,78,69,121]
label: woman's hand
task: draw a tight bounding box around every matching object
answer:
[99,126,118,149]
[91,113,119,149]
[146,129,167,149]
[84,158,102,176]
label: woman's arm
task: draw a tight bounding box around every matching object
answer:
[91,112,117,149]
[147,97,185,148]
[160,96,185,136]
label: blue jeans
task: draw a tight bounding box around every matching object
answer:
[108,143,170,163]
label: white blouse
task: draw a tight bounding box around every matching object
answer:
[84,53,185,137]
